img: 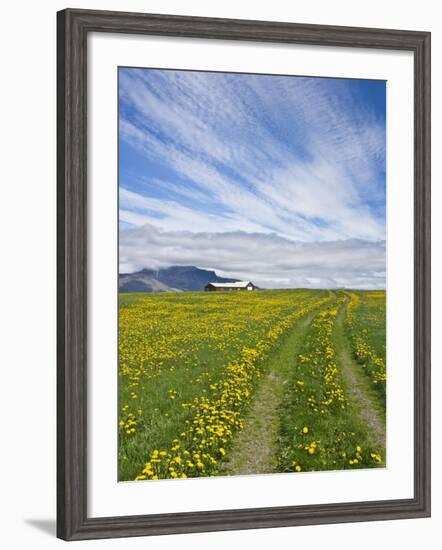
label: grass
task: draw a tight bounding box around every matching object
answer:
[277,293,385,473]
[334,302,386,452]
[118,288,387,480]
[344,291,386,400]
[219,310,320,476]
[118,289,329,480]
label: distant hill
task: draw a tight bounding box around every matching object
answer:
[119,266,240,293]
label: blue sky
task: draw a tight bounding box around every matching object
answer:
[119,67,386,289]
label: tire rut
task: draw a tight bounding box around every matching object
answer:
[218,313,315,476]
[335,302,386,451]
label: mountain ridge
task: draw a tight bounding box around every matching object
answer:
[119,265,240,293]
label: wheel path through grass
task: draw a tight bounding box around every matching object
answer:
[218,310,318,476]
[334,298,386,451]
[219,295,385,476]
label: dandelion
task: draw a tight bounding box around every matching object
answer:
[120,290,385,481]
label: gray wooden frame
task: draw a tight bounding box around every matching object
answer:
[57,8,431,541]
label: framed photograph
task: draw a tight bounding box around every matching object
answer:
[57,8,431,541]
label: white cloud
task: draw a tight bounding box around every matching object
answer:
[120,223,386,290]
[119,70,386,243]
[118,69,386,288]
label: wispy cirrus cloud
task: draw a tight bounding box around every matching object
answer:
[119,68,386,288]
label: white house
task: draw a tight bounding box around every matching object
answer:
[204,281,257,292]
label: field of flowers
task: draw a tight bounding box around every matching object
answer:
[119,288,386,481]
[344,291,386,399]
[119,289,330,480]
[278,294,384,473]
